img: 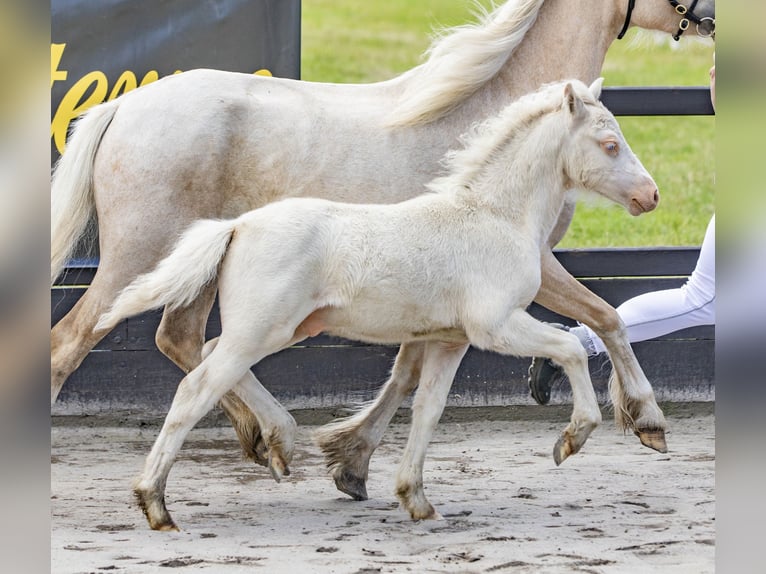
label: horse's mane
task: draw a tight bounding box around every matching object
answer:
[426,80,597,195]
[387,0,546,128]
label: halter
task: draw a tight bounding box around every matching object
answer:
[618,0,716,41]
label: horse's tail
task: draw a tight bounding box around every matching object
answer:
[51,99,120,285]
[95,218,236,333]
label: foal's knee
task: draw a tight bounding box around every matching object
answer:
[551,334,590,375]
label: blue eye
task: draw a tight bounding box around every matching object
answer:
[601,140,619,156]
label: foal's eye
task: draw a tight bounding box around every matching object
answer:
[601,140,619,156]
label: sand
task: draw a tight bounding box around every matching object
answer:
[51,405,714,573]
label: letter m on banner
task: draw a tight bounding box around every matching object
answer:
[51,0,301,165]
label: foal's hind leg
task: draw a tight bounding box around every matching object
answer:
[156,284,273,467]
[201,337,297,480]
[135,339,269,531]
[315,341,430,501]
[536,250,667,452]
[394,341,468,520]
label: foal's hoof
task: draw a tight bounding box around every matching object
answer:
[134,488,179,532]
[408,505,442,521]
[154,521,180,532]
[333,469,369,501]
[635,428,668,453]
[553,431,590,466]
[251,433,270,467]
[268,452,291,483]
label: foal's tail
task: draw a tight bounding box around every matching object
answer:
[95,218,236,333]
[51,99,120,285]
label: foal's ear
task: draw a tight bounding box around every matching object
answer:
[589,77,604,100]
[564,82,586,121]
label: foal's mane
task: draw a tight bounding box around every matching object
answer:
[426,81,596,195]
[387,0,546,128]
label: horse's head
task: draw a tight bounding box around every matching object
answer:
[627,0,715,41]
[562,79,659,217]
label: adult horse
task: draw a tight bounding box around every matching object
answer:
[96,79,658,530]
[51,0,715,499]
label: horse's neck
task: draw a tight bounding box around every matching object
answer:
[463,0,619,119]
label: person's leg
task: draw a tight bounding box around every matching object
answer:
[529,215,715,403]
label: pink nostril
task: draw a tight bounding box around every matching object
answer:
[653,189,659,204]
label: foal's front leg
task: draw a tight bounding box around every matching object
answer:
[536,250,667,452]
[395,341,469,520]
[471,309,602,465]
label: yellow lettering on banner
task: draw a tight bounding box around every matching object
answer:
[51,43,68,88]
[51,70,108,154]
[51,42,273,154]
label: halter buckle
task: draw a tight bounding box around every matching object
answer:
[675,5,687,15]
[679,18,690,31]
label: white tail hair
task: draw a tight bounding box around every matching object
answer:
[387,0,545,127]
[95,218,236,333]
[51,100,120,285]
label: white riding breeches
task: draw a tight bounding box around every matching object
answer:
[572,214,715,356]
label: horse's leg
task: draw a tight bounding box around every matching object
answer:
[200,337,297,480]
[473,309,602,465]
[156,285,273,467]
[393,342,469,520]
[135,338,272,531]
[52,269,275,469]
[51,293,109,404]
[52,265,138,402]
[536,250,667,452]
[315,342,429,501]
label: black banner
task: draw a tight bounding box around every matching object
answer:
[51,0,301,163]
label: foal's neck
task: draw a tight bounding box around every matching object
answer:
[458,119,569,245]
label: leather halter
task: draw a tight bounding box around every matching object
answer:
[667,0,715,41]
[618,0,716,41]
[617,0,636,40]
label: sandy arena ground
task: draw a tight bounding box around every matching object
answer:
[51,405,714,573]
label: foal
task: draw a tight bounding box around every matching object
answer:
[97,79,658,529]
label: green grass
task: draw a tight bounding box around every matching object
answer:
[301,0,714,247]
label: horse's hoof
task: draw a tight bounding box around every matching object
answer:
[268,453,290,483]
[334,469,368,501]
[635,428,668,453]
